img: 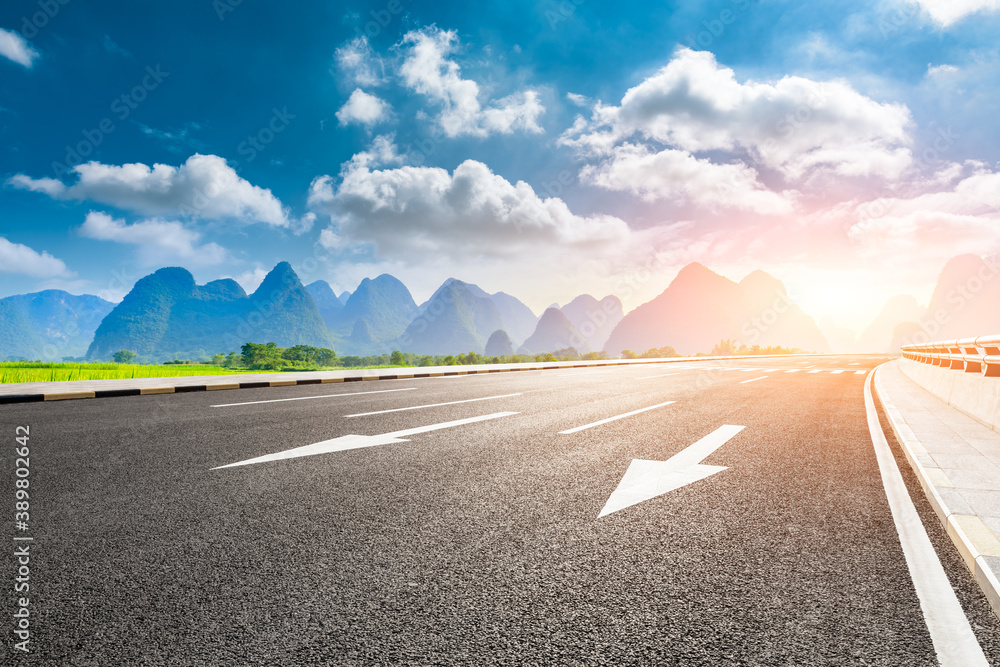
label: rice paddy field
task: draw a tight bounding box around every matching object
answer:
[0,362,264,384]
[0,361,416,384]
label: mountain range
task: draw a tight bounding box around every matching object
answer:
[5,253,996,362]
[87,263,333,361]
[604,263,830,356]
[0,290,115,361]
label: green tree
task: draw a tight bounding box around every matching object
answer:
[316,348,337,367]
[112,350,138,364]
[710,339,737,356]
[390,350,405,365]
[211,353,225,366]
[241,342,281,367]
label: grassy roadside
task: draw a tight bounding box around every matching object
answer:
[0,362,409,384]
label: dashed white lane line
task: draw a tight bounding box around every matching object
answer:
[808,370,823,374]
[855,370,867,375]
[864,369,988,666]
[211,387,417,408]
[784,369,803,373]
[740,376,768,384]
[559,401,675,435]
[830,370,845,374]
[345,393,522,418]
[637,373,680,380]
[212,412,519,469]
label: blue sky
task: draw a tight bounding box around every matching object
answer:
[2,0,1000,332]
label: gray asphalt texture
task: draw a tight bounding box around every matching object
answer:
[4,355,1000,665]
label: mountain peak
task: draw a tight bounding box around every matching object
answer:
[739,270,786,296]
[519,307,590,354]
[252,262,303,299]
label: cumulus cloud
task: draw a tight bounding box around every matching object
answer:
[0,237,70,277]
[335,37,386,86]
[79,211,227,266]
[0,28,39,69]
[560,48,914,182]
[581,144,795,215]
[9,154,294,228]
[398,27,544,137]
[308,142,629,259]
[336,89,392,126]
[848,170,1000,260]
[913,0,1000,26]
[225,265,269,293]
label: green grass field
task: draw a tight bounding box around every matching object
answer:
[0,362,265,384]
[0,361,417,384]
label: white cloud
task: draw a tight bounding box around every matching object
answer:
[398,27,544,137]
[560,48,913,181]
[79,211,227,266]
[0,28,39,69]
[335,37,385,86]
[0,237,70,277]
[226,265,269,293]
[9,154,295,229]
[913,0,1000,26]
[309,143,629,259]
[336,89,392,127]
[927,63,960,78]
[848,170,1000,260]
[581,143,795,215]
[566,92,590,107]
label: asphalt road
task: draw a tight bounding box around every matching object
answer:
[4,355,1000,665]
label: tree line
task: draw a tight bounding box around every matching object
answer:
[108,339,803,369]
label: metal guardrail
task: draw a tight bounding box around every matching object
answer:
[900,336,1000,377]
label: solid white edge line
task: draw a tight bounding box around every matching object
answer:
[864,367,988,666]
[739,376,768,384]
[345,393,522,418]
[559,401,675,435]
[637,373,680,380]
[211,387,417,407]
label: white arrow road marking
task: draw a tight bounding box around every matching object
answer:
[211,387,416,408]
[559,401,675,434]
[599,425,745,518]
[211,411,519,470]
[345,393,521,418]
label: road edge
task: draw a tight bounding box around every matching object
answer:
[0,353,824,405]
[873,363,1000,620]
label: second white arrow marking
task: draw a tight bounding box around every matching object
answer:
[599,424,746,518]
[211,412,519,470]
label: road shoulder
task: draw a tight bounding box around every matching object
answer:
[875,360,1000,618]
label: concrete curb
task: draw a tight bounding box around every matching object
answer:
[873,364,1000,618]
[0,353,827,405]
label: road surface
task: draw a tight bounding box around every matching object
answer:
[4,355,1000,665]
